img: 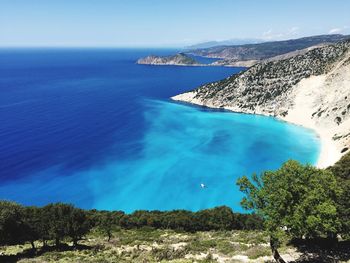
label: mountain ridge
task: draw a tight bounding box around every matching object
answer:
[138,34,350,67]
[189,34,350,65]
[185,38,264,49]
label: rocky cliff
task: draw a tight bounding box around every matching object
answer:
[172,40,350,167]
[137,53,199,66]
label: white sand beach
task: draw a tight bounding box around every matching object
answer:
[172,47,350,168]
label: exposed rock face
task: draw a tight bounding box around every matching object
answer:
[137,53,199,66]
[172,40,350,167]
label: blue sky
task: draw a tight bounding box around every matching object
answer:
[1,0,350,47]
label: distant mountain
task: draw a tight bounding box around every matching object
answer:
[189,34,350,63]
[185,38,264,50]
[137,53,199,66]
[138,35,350,68]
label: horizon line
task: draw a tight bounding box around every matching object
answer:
[0,33,348,50]
[0,46,186,49]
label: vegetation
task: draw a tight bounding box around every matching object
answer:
[237,157,350,262]
[0,203,262,252]
[192,34,350,61]
[137,53,199,65]
[329,153,350,239]
[1,154,350,262]
[190,39,350,122]
[0,228,273,262]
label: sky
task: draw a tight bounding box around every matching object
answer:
[1,0,350,47]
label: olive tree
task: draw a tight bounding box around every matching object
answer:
[0,201,25,246]
[237,160,341,262]
[329,153,350,239]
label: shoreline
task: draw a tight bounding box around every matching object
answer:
[280,116,340,169]
[136,61,250,68]
[171,94,340,168]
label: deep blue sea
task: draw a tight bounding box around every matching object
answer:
[0,49,320,213]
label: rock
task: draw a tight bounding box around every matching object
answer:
[137,53,199,66]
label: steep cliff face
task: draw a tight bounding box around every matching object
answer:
[172,40,350,166]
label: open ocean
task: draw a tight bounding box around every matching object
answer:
[0,48,320,212]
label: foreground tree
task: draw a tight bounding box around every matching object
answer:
[43,203,75,247]
[42,203,91,247]
[67,208,90,246]
[237,160,341,263]
[329,153,350,239]
[98,212,116,242]
[0,201,25,246]
[22,206,42,250]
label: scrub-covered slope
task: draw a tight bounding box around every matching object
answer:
[173,40,350,167]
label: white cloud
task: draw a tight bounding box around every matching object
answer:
[328,26,349,34]
[262,27,300,40]
[329,28,342,34]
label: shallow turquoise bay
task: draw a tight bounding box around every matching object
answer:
[0,49,320,212]
[1,99,320,213]
[91,100,320,212]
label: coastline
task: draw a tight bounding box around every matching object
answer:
[136,62,243,67]
[171,92,340,168]
[281,114,341,169]
[137,62,204,67]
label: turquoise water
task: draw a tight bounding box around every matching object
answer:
[0,49,320,212]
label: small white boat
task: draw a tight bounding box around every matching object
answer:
[200,183,206,188]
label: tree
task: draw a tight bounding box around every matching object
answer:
[163,210,194,231]
[43,203,74,247]
[329,152,350,239]
[234,213,264,230]
[194,206,235,231]
[37,206,51,247]
[42,203,91,247]
[237,160,341,263]
[98,212,116,242]
[67,208,90,246]
[22,206,42,250]
[0,201,25,246]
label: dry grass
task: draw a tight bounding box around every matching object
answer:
[0,229,284,262]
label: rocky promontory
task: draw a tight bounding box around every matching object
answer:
[137,53,200,66]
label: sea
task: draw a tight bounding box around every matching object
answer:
[0,48,320,213]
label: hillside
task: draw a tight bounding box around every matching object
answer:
[0,228,312,263]
[185,38,264,49]
[172,39,350,167]
[137,53,199,66]
[189,34,350,66]
[0,229,268,262]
